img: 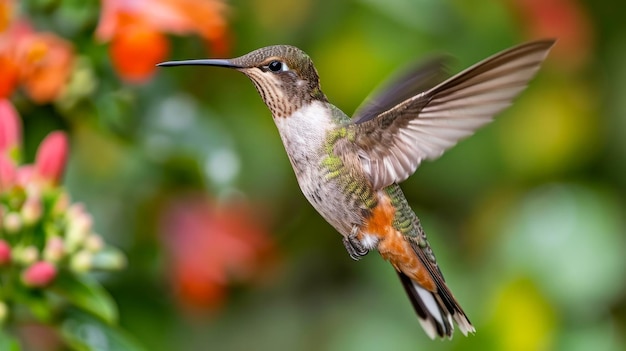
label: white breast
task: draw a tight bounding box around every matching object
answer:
[273,101,334,169]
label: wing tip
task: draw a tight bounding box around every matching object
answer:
[531,38,557,49]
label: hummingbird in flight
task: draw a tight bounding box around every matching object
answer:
[158,39,554,339]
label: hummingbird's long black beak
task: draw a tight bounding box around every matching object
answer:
[156,59,241,69]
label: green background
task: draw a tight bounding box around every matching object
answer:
[13,0,626,350]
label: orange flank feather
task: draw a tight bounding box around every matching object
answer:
[359,192,436,292]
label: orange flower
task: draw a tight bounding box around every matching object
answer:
[0,55,19,98]
[160,195,275,310]
[0,10,74,103]
[15,32,74,103]
[0,0,14,32]
[96,0,230,83]
[109,13,169,83]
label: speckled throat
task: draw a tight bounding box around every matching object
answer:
[241,68,327,118]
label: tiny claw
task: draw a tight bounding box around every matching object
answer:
[342,234,369,261]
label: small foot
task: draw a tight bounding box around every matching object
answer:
[342,228,369,261]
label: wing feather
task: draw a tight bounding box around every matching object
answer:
[351,40,555,189]
[352,57,451,124]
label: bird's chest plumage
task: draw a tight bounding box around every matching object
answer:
[273,102,365,236]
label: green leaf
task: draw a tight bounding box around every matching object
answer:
[51,273,118,325]
[60,310,147,351]
[12,287,54,323]
[0,329,22,351]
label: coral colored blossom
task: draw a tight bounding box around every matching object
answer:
[161,196,275,310]
[109,15,169,82]
[0,56,19,99]
[22,261,57,287]
[96,0,230,82]
[0,0,14,32]
[0,9,74,102]
[15,33,74,103]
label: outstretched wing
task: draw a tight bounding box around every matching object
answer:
[350,40,555,190]
[352,56,450,124]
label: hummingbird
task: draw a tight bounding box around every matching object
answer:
[158,39,554,339]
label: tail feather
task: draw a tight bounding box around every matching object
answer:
[397,271,474,339]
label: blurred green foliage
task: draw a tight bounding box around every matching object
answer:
[5,0,626,350]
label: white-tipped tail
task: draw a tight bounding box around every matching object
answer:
[397,271,475,339]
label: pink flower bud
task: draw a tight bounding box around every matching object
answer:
[0,99,21,161]
[16,165,33,187]
[65,210,93,251]
[85,234,104,252]
[3,211,22,234]
[21,195,43,226]
[66,203,86,220]
[22,261,57,287]
[0,240,11,266]
[70,250,92,273]
[0,155,16,191]
[34,131,68,186]
[16,245,38,265]
[43,236,65,262]
[51,192,70,216]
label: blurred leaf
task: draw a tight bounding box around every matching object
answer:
[60,309,146,351]
[497,78,599,179]
[13,288,54,323]
[0,329,22,351]
[558,318,624,351]
[499,183,626,313]
[51,273,118,325]
[358,0,452,33]
[488,278,557,351]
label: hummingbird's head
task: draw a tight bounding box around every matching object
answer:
[158,45,328,118]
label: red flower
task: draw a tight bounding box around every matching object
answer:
[96,0,230,83]
[510,0,593,70]
[161,195,276,310]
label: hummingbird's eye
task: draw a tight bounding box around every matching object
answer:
[267,60,288,72]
